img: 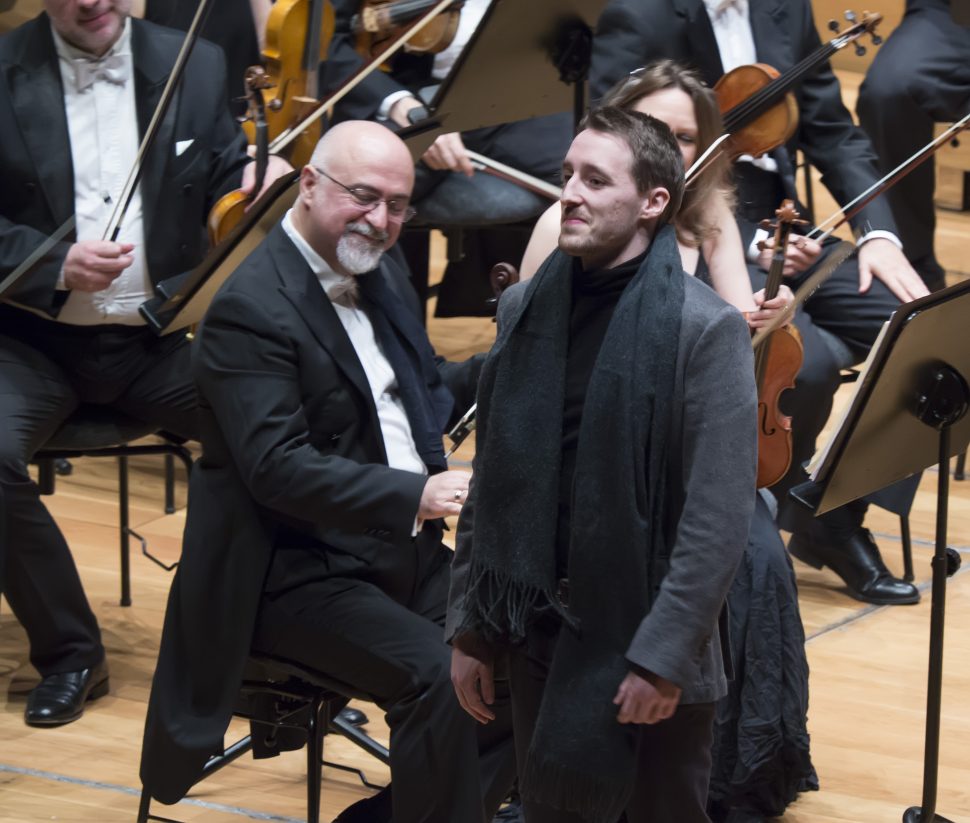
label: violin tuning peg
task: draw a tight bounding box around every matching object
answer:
[854,43,866,56]
[871,34,883,45]
[828,19,840,31]
[844,9,857,22]
[268,99,283,112]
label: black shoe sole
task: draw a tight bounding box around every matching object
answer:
[24,677,110,727]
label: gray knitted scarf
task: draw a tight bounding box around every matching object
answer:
[458,223,686,821]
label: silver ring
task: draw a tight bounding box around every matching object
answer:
[454,490,462,501]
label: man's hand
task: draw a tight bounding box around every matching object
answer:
[240,154,295,202]
[422,132,475,177]
[419,470,470,520]
[857,237,930,303]
[62,240,135,292]
[613,668,682,724]
[388,96,426,129]
[757,234,822,277]
[747,283,794,330]
[451,642,496,724]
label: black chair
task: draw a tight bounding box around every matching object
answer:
[32,404,193,606]
[136,653,390,823]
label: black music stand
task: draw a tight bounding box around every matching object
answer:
[790,279,970,823]
[398,0,606,157]
[138,170,300,333]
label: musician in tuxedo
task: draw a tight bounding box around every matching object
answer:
[323,0,572,316]
[857,0,970,292]
[0,0,284,727]
[140,121,515,822]
[590,0,928,606]
[448,106,757,823]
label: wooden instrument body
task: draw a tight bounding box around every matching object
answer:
[356,0,462,57]
[715,63,799,159]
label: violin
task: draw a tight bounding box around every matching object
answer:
[713,10,883,158]
[208,67,272,246]
[245,0,334,167]
[353,0,463,58]
[753,200,806,489]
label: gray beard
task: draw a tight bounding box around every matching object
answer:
[336,223,387,274]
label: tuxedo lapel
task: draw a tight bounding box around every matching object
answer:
[131,19,180,240]
[748,0,792,71]
[7,16,74,229]
[270,227,377,420]
[672,0,724,85]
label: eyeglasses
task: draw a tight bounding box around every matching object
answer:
[313,167,417,223]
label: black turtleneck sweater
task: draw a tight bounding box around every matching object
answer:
[556,249,648,576]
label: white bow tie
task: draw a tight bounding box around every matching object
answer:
[710,0,745,19]
[327,278,359,308]
[74,53,128,92]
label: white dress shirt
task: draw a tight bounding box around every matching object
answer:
[52,18,152,325]
[281,211,428,478]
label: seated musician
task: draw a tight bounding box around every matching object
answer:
[139,121,516,823]
[323,0,572,315]
[0,0,286,728]
[857,0,970,292]
[591,0,929,607]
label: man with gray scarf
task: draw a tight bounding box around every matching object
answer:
[447,107,758,822]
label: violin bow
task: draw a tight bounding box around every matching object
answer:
[750,111,970,351]
[103,0,216,242]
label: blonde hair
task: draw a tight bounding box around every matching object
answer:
[601,60,734,248]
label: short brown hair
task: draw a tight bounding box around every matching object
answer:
[600,60,733,247]
[578,105,685,224]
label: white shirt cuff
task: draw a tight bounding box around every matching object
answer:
[856,229,903,249]
[378,90,418,122]
[56,263,68,290]
[747,228,769,263]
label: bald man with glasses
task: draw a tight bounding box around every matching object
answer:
[140,121,515,823]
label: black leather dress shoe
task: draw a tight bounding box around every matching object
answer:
[24,660,110,727]
[332,785,392,823]
[788,527,920,606]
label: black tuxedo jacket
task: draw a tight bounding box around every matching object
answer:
[590,0,897,236]
[140,223,481,804]
[0,14,249,317]
[321,0,571,181]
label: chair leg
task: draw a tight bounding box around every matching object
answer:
[900,514,915,583]
[164,453,176,514]
[306,695,324,823]
[37,458,56,495]
[118,455,132,607]
[136,789,151,823]
[955,450,966,481]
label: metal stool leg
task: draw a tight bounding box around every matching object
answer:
[955,450,966,481]
[900,514,915,583]
[118,455,132,607]
[307,695,324,823]
[164,453,176,514]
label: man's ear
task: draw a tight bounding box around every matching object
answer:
[640,186,671,222]
[297,165,317,208]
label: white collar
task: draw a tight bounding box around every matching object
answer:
[281,210,360,304]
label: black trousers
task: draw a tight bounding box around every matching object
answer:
[506,618,716,823]
[0,305,197,675]
[857,0,970,289]
[251,531,517,823]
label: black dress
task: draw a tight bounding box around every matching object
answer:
[693,261,818,820]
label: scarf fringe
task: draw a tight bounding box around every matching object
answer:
[456,565,576,643]
[521,747,631,822]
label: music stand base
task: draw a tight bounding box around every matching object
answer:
[904,807,955,822]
